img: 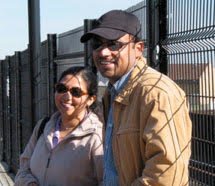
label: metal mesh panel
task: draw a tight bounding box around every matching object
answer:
[34,35,57,122]
[20,49,33,150]
[55,25,85,85]
[33,40,50,122]
[127,1,148,48]
[57,26,84,56]
[162,0,215,184]
[55,26,85,83]
[9,53,21,172]
[32,43,43,123]
[55,57,85,81]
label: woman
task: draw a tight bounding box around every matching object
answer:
[15,66,103,186]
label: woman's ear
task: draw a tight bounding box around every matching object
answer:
[87,95,96,107]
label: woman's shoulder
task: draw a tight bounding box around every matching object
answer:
[39,112,60,136]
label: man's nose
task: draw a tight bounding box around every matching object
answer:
[98,46,112,56]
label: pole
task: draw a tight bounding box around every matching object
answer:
[28,0,41,126]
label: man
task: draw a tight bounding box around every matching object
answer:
[81,10,192,186]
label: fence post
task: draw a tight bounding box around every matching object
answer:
[158,0,167,75]
[47,34,57,115]
[28,0,41,125]
[147,0,157,68]
[83,19,97,74]
[147,0,167,74]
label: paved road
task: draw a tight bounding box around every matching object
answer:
[0,162,14,186]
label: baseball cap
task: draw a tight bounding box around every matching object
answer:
[80,10,141,43]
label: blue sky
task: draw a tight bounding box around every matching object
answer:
[0,0,142,59]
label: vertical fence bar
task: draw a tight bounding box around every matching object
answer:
[0,60,3,161]
[2,57,11,166]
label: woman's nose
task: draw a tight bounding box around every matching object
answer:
[63,91,73,99]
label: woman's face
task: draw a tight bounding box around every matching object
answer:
[55,74,92,120]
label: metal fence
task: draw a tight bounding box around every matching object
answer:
[161,0,215,185]
[0,0,214,184]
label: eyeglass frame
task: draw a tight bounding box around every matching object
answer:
[91,38,135,52]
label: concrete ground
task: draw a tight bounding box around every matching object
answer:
[0,162,14,186]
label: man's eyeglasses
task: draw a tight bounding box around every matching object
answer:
[55,83,88,98]
[91,39,134,51]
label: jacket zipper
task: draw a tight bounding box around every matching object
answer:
[46,156,51,168]
[43,151,52,185]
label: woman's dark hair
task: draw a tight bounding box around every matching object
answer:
[58,66,98,110]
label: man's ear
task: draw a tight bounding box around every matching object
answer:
[135,41,144,57]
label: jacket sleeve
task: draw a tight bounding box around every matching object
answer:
[92,127,104,186]
[132,90,192,186]
[14,120,44,186]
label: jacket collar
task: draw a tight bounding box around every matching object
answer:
[114,56,148,105]
[44,111,100,141]
[69,112,99,137]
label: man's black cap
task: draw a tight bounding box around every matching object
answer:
[80,10,141,43]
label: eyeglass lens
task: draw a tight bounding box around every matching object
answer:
[92,40,129,51]
[55,83,86,98]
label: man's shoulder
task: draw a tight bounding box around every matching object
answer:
[135,66,186,98]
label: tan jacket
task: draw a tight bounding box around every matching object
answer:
[102,57,192,186]
[15,111,103,186]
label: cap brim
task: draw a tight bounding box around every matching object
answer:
[80,27,126,43]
